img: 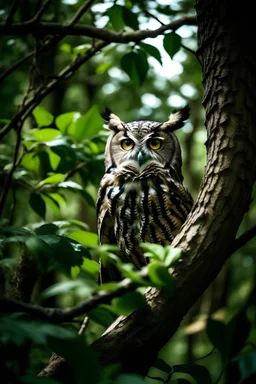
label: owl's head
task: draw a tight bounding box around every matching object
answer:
[102,105,189,182]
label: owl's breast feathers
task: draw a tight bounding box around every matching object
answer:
[97,162,193,270]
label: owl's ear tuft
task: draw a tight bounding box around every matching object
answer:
[101,108,112,122]
[101,109,123,131]
[161,104,190,132]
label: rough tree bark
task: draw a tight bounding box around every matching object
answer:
[40,0,256,380]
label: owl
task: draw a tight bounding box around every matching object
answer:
[97,106,193,282]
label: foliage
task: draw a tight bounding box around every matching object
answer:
[1,0,256,383]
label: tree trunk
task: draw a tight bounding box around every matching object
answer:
[92,0,256,374]
[40,0,256,379]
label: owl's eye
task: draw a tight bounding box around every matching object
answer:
[121,138,134,151]
[148,138,162,150]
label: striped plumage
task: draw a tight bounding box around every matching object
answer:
[97,106,193,282]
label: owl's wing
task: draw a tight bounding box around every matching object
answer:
[97,197,114,245]
[97,195,121,283]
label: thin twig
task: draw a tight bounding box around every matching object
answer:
[69,0,96,25]
[143,10,165,26]
[5,0,20,25]
[0,52,33,84]
[78,316,90,335]
[181,43,197,57]
[64,162,87,181]
[232,224,256,253]
[31,0,52,23]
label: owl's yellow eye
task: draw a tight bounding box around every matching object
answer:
[148,138,162,150]
[121,138,134,151]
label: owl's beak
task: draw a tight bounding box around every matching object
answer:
[137,151,144,167]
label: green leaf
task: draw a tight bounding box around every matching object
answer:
[58,180,83,191]
[46,137,77,172]
[32,106,54,127]
[140,243,166,261]
[111,291,145,315]
[66,239,92,261]
[68,230,98,247]
[39,234,84,274]
[164,247,182,266]
[59,43,72,54]
[139,42,162,64]
[148,262,175,296]
[29,193,46,219]
[73,44,91,55]
[163,32,182,59]
[118,263,148,285]
[173,364,212,384]
[80,258,99,278]
[88,307,115,327]
[96,62,113,74]
[206,318,228,361]
[21,153,40,172]
[97,282,119,291]
[41,173,65,184]
[120,50,149,85]
[74,105,103,141]
[48,193,66,206]
[235,351,256,384]
[122,7,139,30]
[71,257,97,279]
[42,194,60,215]
[13,169,28,180]
[31,128,60,142]
[153,358,172,373]
[25,236,54,272]
[56,112,80,134]
[41,280,85,299]
[0,258,17,268]
[35,223,59,235]
[47,149,61,170]
[0,315,73,346]
[107,5,125,31]
[116,374,147,384]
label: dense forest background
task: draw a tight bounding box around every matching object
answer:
[1,0,256,383]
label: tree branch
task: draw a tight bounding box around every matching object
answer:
[5,0,20,25]
[0,16,196,41]
[31,0,52,23]
[0,273,141,322]
[69,0,97,25]
[0,0,97,84]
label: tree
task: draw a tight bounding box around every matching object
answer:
[1,0,256,383]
